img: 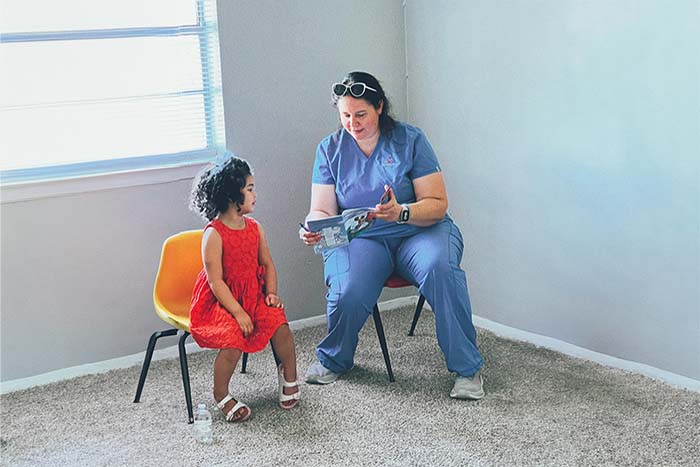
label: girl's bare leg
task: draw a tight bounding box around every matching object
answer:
[270,324,299,407]
[213,348,249,420]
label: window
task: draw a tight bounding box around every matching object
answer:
[0,0,225,185]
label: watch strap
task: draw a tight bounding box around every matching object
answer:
[397,204,410,224]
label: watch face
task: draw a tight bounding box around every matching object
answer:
[400,206,410,222]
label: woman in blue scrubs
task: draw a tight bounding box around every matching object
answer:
[299,71,484,399]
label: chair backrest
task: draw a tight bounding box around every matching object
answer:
[153,229,204,330]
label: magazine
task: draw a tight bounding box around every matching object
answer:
[306,207,377,254]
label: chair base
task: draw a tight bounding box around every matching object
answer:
[372,306,395,383]
[134,297,417,420]
[133,328,194,424]
[241,313,394,383]
[407,295,427,336]
[241,345,280,374]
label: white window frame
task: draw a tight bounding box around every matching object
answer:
[0,0,225,203]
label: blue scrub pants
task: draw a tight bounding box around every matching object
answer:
[317,218,484,377]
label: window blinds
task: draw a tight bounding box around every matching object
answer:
[0,0,225,183]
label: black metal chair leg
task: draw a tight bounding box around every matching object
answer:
[407,295,426,336]
[178,331,194,424]
[134,328,178,403]
[241,352,248,373]
[240,343,281,376]
[372,306,395,382]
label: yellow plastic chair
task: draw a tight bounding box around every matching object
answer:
[133,229,203,424]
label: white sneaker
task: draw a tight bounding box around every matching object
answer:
[450,371,484,400]
[305,361,340,385]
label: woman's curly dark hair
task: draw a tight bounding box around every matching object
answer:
[190,155,252,220]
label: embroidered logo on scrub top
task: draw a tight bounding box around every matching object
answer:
[383,155,395,165]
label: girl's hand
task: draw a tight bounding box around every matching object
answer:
[299,225,322,246]
[373,185,402,222]
[265,293,283,308]
[232,310,254,337]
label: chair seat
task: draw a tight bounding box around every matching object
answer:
[154,303,190,332]
[384,275,413,289]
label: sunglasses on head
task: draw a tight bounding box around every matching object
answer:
[332,82,378,98]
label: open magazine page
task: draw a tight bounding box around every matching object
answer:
[342,207,376,241]
[307,207,376,254]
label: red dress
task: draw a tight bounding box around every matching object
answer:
[189,217,288,353]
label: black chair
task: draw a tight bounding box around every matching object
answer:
[242,308,392,381]
[379,274,427,337]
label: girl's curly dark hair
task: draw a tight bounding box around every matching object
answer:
[190,155,252,220]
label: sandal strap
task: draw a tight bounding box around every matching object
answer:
[215,394,234,410]
[279,390,301,403]
[280,378,298,388]
[225,401,249,422]
[278,364,299,387]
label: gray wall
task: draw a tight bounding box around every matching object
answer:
[405,0,699,380]
[216,0,408,328]
[1,179,203,381]
[3,0,698,385]
[0,0,407,382]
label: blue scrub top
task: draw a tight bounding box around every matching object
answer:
[312,122,445,238]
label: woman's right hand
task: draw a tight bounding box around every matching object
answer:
[232,310,254,337]
[303,186,338,247]
[299,225,322,246]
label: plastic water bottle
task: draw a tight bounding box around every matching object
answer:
[193,403,213,444]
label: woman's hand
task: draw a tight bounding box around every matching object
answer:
[265,293,283,308]
[299,225,322,246]
[303,184,339,246]
[373,185,402,222]
[232,309,254,337]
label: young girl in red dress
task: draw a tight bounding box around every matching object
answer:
[189,155,299,422]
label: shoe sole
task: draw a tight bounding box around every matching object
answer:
[450,390,485,400]
[279,400,299,410]
[305,373,339,385]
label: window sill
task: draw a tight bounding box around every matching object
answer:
[1,161,208,204]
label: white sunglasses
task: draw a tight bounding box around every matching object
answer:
[332,82,378,98]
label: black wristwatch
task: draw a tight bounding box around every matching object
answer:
[397,204,411,224]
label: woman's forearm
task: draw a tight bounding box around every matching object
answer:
[406,172,448,226]
[405,197,447,227]
[305,209,334,223]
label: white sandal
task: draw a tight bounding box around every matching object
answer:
[277,364,300,410]
[215,394,251,422]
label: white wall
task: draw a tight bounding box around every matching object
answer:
[405,0,700,380]
[0,0,407,383]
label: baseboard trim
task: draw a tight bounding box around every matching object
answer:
[2,296,698,394]
[0,314,328,395]
[470,315,700,393]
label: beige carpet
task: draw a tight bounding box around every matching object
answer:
[1,306,699,467]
